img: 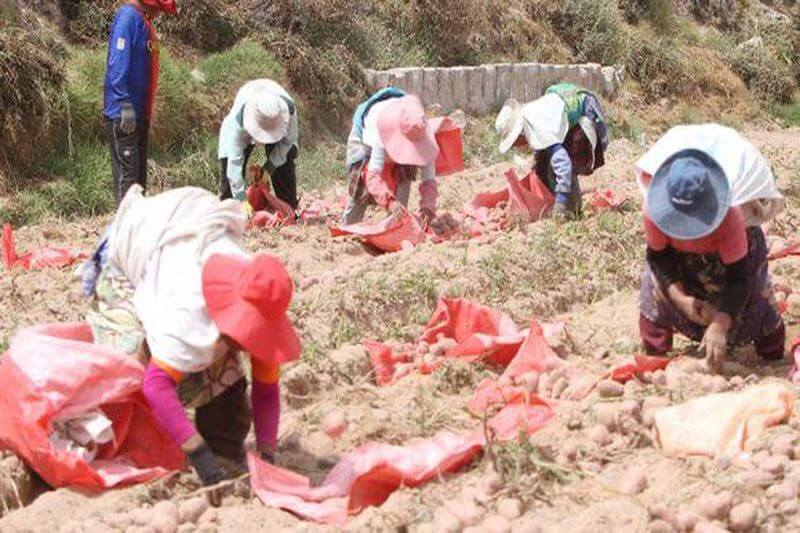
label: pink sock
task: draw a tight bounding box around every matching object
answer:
[142,362,197,447]
[251,381,280,450]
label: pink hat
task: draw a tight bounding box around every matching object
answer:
[202,254,301,364]
[377,95,439,167]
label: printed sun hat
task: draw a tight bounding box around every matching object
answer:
[647,149,731,240]
[376,95,439,166]
[139,0,178,14]
[202,253,301,364]
[243,89,291,145]
[495,98,524,154]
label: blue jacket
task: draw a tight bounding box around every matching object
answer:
[351,87,405,140]
[103,4,154,120]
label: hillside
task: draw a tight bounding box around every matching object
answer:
[0,0,799,223]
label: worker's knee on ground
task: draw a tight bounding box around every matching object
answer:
[251,358,280,384]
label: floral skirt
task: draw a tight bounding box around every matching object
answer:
[85,265,244,409]
[639,227,782,346]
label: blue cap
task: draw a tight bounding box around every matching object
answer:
[646,149,730,240]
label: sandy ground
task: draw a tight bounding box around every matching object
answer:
[0,127,800,532]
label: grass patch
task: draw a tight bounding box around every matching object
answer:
[296,142,346,195]
[1,140,113,225]
[200,39,284,95]
[771,100,800,127]
[66,46,106,144]
[463,116,514,168]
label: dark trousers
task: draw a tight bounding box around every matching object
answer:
[195,378,252,461]
[639,314,786,361]
[106,118,149,206]
[219,144,299,209]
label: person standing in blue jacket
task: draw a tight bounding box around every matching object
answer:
[103,0,177,205]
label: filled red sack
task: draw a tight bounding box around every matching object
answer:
[463,170,554,232]
[2,224,86,271]
[0,323,184,489]
[249,399,553,524]
[247,183,272,212]
[433,118,464,176]
[330,211,433,253]
[365,298,528,386]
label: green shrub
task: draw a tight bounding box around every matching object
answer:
[159,0,242,52]
[149,134,220,193]
[60,0,116,44]
[626,33,686,98]
[200,39,284,94]
[0,23,67,188]
[729,41,797,103]
[618,0,675,32]
[545,0,629,65]
[772,101,800,127]
[295,142,345,194]
[406,0,484,66]
[66,47,106,144]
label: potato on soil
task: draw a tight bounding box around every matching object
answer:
[587,424,612,446]
[618,467,648,495]
[648,519,676,533]
[178,497,209,525]
[728,502,758,531]
[481,515,512,533]
[693,521,731,533]
[766,481,797,501]
[771,435,795,459]
[322,410,348,439]
[433,508,462,533]
[691,491,734,521]
[597,379,624,398]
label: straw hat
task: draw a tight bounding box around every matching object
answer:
[243,89,291,145]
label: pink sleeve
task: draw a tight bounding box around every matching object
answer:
[643,215,669,251]
[715,208,748,264]
[142,362,197,447]
[366,170,395,209]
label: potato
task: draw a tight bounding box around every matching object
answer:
[693,521,731,533]
[447,500,481,527]
[648,519,675,533]
[728,502,758,532]
[322,410,348,439]
[551,377,569,399]
[587,424,612,446]
[594,403,619,431]
[178,497,209,525]
[433,508,462,533]
[618,467,648,495]
[674,509,701,532]
[767,481,797,501]
[691,492,734,521]
[481,515,512,533]
[597,379,624,398]
[759,455,787,476]
[771,435,795,459]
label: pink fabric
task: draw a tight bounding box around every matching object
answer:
[418,179,438,212]
[644,205,748,265]
[366,170,395,209]
[330,211,434,253]
[249,398,553,525]
[252,381,280,450]
[142,362,197,446]
[0,323,183,489]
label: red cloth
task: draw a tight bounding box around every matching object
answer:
[610,354,672,383]
[248,398,553,524]
[644,205,748,265]
[0,323,184,489]
[433,120,464,176]
[589,189,629,211]
[2,224,86,270]
[330,211,434,253]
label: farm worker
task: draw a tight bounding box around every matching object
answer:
[84,185,300,486]
[342,88,440,225]
[638,149,784,374]
[635,123,784,228]
[218,79,299,220]
[103,0,177,205]
[495,83,608,219]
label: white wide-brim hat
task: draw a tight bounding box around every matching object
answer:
[243,89,291,145]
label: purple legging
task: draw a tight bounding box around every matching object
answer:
[142,362,280,450]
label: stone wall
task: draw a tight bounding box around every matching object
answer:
[363,62,623,115]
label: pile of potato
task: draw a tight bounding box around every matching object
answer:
[412,334,458,367]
